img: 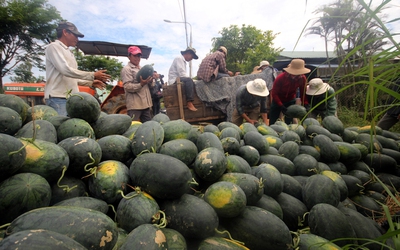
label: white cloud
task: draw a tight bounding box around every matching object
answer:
[3,0,400,83]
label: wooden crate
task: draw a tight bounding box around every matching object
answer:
[163,83,226,124]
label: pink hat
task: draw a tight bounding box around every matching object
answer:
[128,46,142,56]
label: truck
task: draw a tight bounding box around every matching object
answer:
[4,41,275,124]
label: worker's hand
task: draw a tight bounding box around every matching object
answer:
[140,75,153,86]
[92,80,107,90]
[281,106,288,115]
[247,119,258,125]
[228,71,234,76]
[94,70,111,82]
[234,72,241,76]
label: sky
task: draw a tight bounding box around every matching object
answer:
[5,0,400,83]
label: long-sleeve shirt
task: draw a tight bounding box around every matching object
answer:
[197,51,229,83]
[168,55,188,85]
[120,62,152,110]
[45,40,94,98]
[271,72,308,106]
[306,87,337,116]
[235,85,268,116]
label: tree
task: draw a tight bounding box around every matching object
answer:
[211,24,282,74]
[306,0,388,78]
[10,61,44,82]
[0,0,62,93]
[74,50,124,83]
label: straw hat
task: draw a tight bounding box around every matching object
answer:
[284,59,310,75]
[218,46,228,56]
[246,79,269,97]
[306,78,330,95]
[258,60,270,70]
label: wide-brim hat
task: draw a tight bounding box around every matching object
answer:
[258,60,270,70]
[284,59,311,75]
[246,78,269,97]
[181,47,198,60]
[57,21,84,38]
[251,66,262,74]
[218,46,228,56]
[306,78,330,95]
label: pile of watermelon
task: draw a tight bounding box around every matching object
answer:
[1,94,400,250]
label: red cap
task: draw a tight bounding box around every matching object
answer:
[128,46,142,56]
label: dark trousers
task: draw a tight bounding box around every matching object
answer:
[269,99,296,125]
[128,108,152,123]
[152,98,161,115]
[377,113,399,130]
[180,77,195,102]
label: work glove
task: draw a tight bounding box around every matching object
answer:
[281,106,287,115]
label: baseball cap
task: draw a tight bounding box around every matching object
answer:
[57,22,84,38]
[128,46,142,56]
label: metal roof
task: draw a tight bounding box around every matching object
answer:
[76,41,152,59]
[277,51,337,60]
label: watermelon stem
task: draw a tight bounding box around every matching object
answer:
[153,210,167,228]
[108,204,117,222]
[82,152,97,178]
[188,177,199,186]
[214,228,245,246]
[8,142,28,156]
[118,189,139,200]
[56,166,78,193]
[0,223,11,230]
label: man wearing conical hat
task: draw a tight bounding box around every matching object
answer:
[269,59,310,124]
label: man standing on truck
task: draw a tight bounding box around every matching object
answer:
[168,47,199,111]
[197,46,238,83]
[121,46,153,122]
[45,21,111,116]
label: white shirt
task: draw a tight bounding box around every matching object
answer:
[44,40,94,98]
[167,55,188,85]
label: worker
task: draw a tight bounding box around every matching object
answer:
[168,47,199,111]
[120,46,153,122]
[197,46,239,83]
[306,78,337,119]
[269,59,310,124]
[231,78,270,126]
[44,21,110,116]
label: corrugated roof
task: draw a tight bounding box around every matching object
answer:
[277,51,337,60]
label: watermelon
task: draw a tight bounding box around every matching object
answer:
[6,206,118,250]
[243,131,269,155]
[25,104,58,123]
[198,237,249,250]
[254,194,283,220]
[0,93,29,123]
[0,133,26,181]
[0,106,22,135]
[220,137,241,155]
[0,173,51,225]
[53,196,109,214]
[66,92,101,123]
[58,136,102,178]
[253,163,283,198]
[136,64,154,82]
[203,181,247,218]
[302,174,341,210]
[15,119,57,143]
[238,145,260,166]
[50,175,88,205]
[57,118,96,141]
[116,190,161,232]
[130,153,192,199]
[225,154,252,174]
[219,126,241,141]
[92,114,132,139]
[161,194,219,239]
[88,160,130,204]
[196,132,224,152]
[119,224,167,250]
[285,104,307,119]
[321,115,344,135]
[160,228,187,250]
[219,173,263,205]
[297,233,342,250]
[278,141,299,161]
[0,229,87,250]
[274,192,309,231]
[220,206,292,250]
[312,134,340,163]
[132,120,164,155]
[194,147,227,182]
[97,134,134,163]
[159,138,198,166]
[18,139,69,182]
